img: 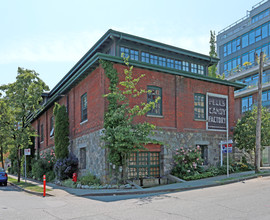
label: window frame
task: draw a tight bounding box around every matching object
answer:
[194,93,206,120]
[81,93,88,122]
[147,86,162,116]
[50,116,54,137]
[40,124,44,143]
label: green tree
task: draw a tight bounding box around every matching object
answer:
[0,98,13,168]
[100,57,161,181]
[0,67,49,182]
[234,107,270,164]
[208,30,225,79]
[53,103,69,159]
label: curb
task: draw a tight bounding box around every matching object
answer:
[8,181,53,197]
[78,172,270,197]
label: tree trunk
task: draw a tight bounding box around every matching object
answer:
[0,145,4,169]
[255,52,264,173]
[17,148,21,182]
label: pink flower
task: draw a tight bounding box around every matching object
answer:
[180,147,183,150]
[197,145,200,150]
[197,158,199,161]
[187,170,190,173]
[48,161,50,163]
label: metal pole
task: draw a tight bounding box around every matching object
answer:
[220,143,223,166]
[226,97,229,177]
[24,154,27,183]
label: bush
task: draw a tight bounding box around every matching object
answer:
[62,178,76,188]
[31,149,56,181]
[54,153,78,180]
[79,173,101,185]
[183,172,215,181]
[171,146,204,179]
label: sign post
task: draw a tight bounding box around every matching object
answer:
[24,149,31,183]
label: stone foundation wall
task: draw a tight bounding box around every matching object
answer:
[151,130,231,176]
[71,129,106,182]
[70,129,249,182]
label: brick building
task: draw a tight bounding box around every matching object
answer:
[30,29,243,182]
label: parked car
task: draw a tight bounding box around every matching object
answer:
[0,168,8,186]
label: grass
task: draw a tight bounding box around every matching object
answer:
[8,177,52,193]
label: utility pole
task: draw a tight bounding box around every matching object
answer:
[255,51,264,173]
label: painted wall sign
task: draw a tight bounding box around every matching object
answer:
[207,93,228,131]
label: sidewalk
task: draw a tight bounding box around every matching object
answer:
[8,168,270,197]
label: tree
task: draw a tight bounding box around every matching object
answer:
[53,103,69,159]
[234,107,270,165]
[0,67,49,182]
[100,57,161,181]
[0,98,13,168]
[208,30,225,79]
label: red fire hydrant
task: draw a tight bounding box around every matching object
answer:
[72,173,77,183]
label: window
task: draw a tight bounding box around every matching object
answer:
[158,56,166,67]
[191,63,197,73]
[232,39,236,53]
[128,152,160,178]
[120,47,138,61]
[262,23,268,39]
[183,61,189,71]
[141,52,150,63]
[236,38,241,51]
[199,145,208,165]
[150,54,158,65]
[166,58,174,68]
[194,94,205,120]
[242,34,248,48]
[249,30,255,45]
[40,124,44,142]
[198,65,204,75]
[262,90,270,107]
[255,27,262,42]
[80,148,86,169]
[147,86,162,116]
[81,93,87,122]
[241,96,253,113]
[175,60,182,70]
[227,42,231,55]
[224,44,227,57]
[50,116,54,137]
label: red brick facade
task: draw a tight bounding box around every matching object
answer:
[32,63,235,153]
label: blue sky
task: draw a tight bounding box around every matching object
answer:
[1,0,259,90]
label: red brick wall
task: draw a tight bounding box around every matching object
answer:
[110,64,235,134]
[32,63,236,151]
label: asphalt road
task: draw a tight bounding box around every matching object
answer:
[1,177,270,219]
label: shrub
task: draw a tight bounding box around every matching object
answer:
[183,172,215,181]
[62,179,76,188]
[54,153,78,180]
[31,149,56,181]
[79,173,101,185]
[171,146,204,179]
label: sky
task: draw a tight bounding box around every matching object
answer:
[0,0,261,90]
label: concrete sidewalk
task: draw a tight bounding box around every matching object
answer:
[8,168,270,197]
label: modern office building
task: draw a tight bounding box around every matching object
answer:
[217,0,270,164]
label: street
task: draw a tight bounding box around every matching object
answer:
[1,177,270,220]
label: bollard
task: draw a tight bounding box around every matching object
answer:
[43,175,46,197]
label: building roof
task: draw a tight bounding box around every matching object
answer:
[28,29,245,123]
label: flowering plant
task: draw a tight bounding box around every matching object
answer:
[171,146,204,178]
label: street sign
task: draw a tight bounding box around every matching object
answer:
[24,148,31,156]
[222,143,233,153]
